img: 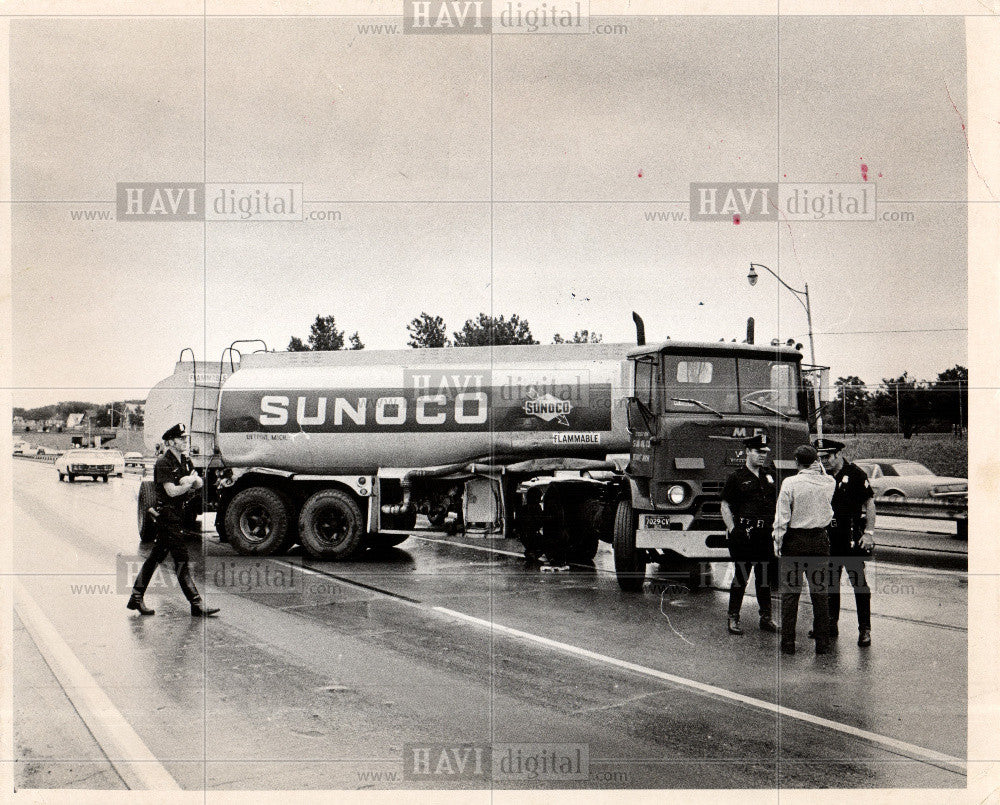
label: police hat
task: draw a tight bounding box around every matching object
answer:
[813,438,845,455]
[161,423,187,442]
[743,434,771,452]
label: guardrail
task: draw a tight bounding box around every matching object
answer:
[875,495,967,539]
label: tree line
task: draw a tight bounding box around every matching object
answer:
[285,312,601,351]
[827,367,967,436]
[14,400,144,430]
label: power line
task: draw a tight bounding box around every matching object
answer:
[809,327,967,336]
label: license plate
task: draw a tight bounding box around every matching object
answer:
[642,514,672,529]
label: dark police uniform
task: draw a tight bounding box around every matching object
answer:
[827,457,874,635]
[721,439,778,626]
[130,426,205,608]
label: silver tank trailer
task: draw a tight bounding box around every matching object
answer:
[147,343,633,474]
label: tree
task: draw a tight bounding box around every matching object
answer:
[553,330,602,344]
[830,376,870,435]
[930,364,967,431]
[453,313,537,347]
[874,372,926,438]
[287,315,363,351]
[407,312,450,348]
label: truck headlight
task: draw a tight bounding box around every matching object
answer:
[667,485,686,504]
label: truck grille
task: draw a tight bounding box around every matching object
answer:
[702,480,724,495]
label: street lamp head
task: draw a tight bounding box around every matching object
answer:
[747,265,759,286]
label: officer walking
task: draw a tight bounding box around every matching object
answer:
[773,444,835,655]
[814,438,876,646]
[127,423,219,617]
[720,434,781,635]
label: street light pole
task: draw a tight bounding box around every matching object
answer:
[747,263,824,437]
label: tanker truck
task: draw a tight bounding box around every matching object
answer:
[139,328,826,590]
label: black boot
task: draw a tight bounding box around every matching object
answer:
[191,600,220,617]
[759,615,780,633]
[727,615,743,635]
[858,629,871,646]
[126,594,154,616]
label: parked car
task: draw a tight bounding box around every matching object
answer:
[854,458,967,499]
[55,448,124,482]
[124,451,144,467]
[13,441,39,456]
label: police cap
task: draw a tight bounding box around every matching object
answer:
[743,434,771,452]
[161,423,188,442]
[813,437,845,455]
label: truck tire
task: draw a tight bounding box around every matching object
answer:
[543,492,599,563]
[299,489,365,560]
[613,499,646,592]
[67,473,75,483]
[137,480,158,544]
[225,486,291,556]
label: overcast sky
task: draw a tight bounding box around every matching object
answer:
[11,15,968,408]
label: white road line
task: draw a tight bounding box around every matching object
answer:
[406,534,527,558]
[13,580,181,791]
[412,534,967,580]
[433,606,966,776]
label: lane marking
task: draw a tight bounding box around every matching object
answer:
[276,558,966,775]
[13,580,181,791]
[411,532,968,579]
[406,534,527,558]
[433,605,967,776]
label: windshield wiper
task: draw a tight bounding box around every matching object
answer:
[745,399,791,421]
[670,397,724,418]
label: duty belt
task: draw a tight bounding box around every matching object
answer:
[740,518,770,530]
[830,517,854,530]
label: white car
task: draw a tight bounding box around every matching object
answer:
[124,451,144,467]
[14,441,39,456]
[55,449,126,482]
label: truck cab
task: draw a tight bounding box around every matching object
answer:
[614,341,817,590]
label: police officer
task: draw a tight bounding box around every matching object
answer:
[814,438,876,646]
[127,424,219,617]
[720,434,780,635]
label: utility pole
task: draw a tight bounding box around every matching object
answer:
[842,384,847,436]
[894,384,901,435]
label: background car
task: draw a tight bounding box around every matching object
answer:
[55,449,122,482]
[854,458,967,498]
[124,451,144,467]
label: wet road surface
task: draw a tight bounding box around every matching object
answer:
[11,460,967,790]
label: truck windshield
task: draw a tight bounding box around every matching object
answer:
[660,355,800,417]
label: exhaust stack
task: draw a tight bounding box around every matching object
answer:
[632,312,646,346]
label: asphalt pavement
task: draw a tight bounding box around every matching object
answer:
[11,460,968,791]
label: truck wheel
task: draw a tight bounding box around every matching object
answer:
[543,493,598,563]
[137,480,158,543]
[225,486,291,555]
[67,473,75,483]
[613,499,646,592]
[299,489,364,560]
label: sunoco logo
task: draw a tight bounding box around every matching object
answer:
[523,391,572,427]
